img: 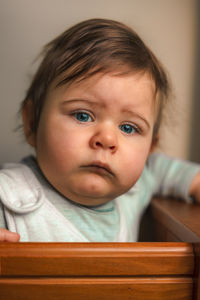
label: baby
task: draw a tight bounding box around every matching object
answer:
[0,18,200,242]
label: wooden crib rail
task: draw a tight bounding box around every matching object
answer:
[0,242,195,300]
[0,242,194,277]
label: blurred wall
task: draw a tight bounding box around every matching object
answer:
[0,0,197,164]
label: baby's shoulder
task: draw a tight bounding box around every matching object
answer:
[0,158,44,213]
[0,156,38,182]
[0,160,34,184]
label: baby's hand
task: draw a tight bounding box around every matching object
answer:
[189,172,200,204]
[0,228,20,242]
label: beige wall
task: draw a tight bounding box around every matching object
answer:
[0,0,197,164]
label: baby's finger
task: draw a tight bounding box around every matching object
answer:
[0,228,20,242]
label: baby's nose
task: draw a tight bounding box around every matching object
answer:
[90,126,118,153]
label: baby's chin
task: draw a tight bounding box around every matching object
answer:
[58,176,117,204]
[50,171,134,206]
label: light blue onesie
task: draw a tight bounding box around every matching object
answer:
[0,153,199,242]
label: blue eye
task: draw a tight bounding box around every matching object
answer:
[119,124,136,135]
[74,112,92,122]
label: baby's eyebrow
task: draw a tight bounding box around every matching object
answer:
[61,98,100,107]
[121,109,150,129]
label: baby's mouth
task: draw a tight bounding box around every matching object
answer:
[81,162,115,177]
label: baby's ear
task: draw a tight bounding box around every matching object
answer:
[22,100,36,147]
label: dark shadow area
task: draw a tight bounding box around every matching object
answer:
[189,0,200,163]
[138,205,156,242]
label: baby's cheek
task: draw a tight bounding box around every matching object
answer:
[120,156,146,186]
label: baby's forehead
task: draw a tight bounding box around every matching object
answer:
[53,70,156,95]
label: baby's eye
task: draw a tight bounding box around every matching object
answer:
[119,124,137,135]
[74,112,92,122]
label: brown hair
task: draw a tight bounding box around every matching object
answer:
[21,18,170,138]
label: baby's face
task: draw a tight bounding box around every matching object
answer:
[33,72,156,206]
